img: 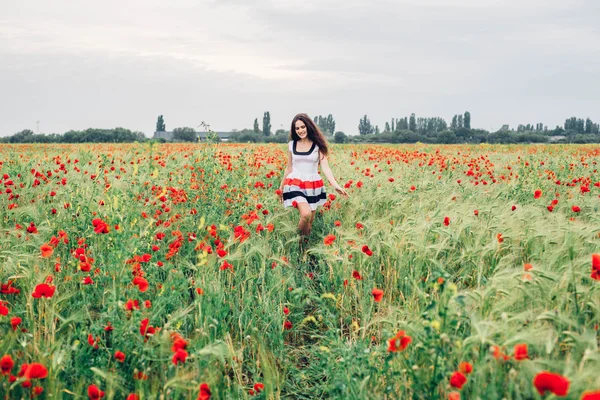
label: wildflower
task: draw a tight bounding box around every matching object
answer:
[581,391,600,400]
[458,362,473,375]
[533,371,570,397]
[323,234,336,246]
[534,189,542,199]
[132,276,149,292]
[371,288,384,302]
[450,371,467,389]
[32,284,56,299]
[514,344,528,360]
[448,391,461,400]
[361,245,373,256]
[198,383,212,400]
[352,270,363,280]
[443,216,450,226]
[11,317,21,331]
[88,384,105,399]
[114,351,125,362]
[387,330,411,352]
[0,355,14,375]
[572,205,581,213]
[24,363,48,379]
[40,244,54,258]
[592,254,600,281]
[172,349,188,366]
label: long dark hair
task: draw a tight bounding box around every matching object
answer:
[289,113,329,162]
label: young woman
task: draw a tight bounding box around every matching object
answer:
[278,113,349,254]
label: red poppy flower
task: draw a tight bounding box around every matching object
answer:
[443,216,450,226]
[323,234,336,246]
[450,371,467,389]
[533,371,569,396]
[114,351,125,362]
[592,254,600,281]
[198,383,212,400]
[361,245,373,256]
[534,189,542,199]
[372,288,384,302]
[253,383,264,393]
[82,276,94,285]
[24,363,48,379]
[283,306,290,315]
[32,284,56,299]
[572,205,581,213]
[352,270,363,280]
[387,330,411,352]
[511,205,517,211]
[514,343,528,360]
[448,391,460,400]
[524,263,533,271]
[0,301,8,316]
[473,210,478,216]
[0,355,14,375]
[88,384,105,399]
[172,349,188,365]
[10,317,21,332]
[127,395,140,400]
[284,320,293,330]
[581,391,600,400]
[40,244,54,258]
[458,362,472,375]
[220,261,233,271]
[132,276,149,292]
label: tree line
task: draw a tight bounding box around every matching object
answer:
[2,113,599,144]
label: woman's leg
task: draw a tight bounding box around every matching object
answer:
[297,202,312,253]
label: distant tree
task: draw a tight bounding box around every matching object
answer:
[385,122,391,132]
[375,125,380,135]
[334,131,347,143]
[156,115,166,132]
[253,118,260,133]
[262,112,271,136]
[409,113,417,132]
[500,124,510,131]
[451,115,458,129]
[391,119,395,132]
[358,115,374,135]
[172,127,197,142]
[457,114,464,129]
[313,114,335,135]
[464,111,471,129]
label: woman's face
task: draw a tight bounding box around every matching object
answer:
[295,120,307,139]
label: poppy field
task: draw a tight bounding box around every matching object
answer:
[1,142,599,399]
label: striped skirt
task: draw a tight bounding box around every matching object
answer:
[282,173,327,211]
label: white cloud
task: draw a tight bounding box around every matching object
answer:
[1,0,599,135]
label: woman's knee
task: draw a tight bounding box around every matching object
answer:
[299,212,312,222]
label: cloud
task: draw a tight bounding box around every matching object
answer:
[1,0,599,135]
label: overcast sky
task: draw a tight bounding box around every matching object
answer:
[1,0,598,136]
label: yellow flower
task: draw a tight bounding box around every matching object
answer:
[431,320,441,332]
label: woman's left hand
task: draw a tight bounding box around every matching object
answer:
[334,185,349,197]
